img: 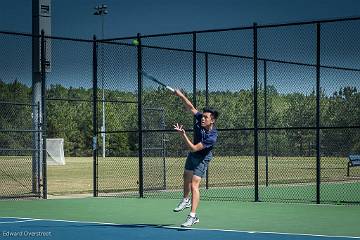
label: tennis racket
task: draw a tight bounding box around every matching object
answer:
[138,69,175,92]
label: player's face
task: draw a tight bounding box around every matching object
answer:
[201,112,214,128]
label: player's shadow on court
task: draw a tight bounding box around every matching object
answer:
[86,223,192,231]
[28,222,193,232]
[33,223,190,230]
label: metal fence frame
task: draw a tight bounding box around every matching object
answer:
[0,16,359,203]
[107,17,359,204]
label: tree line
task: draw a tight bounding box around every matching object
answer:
[1,79,359,157]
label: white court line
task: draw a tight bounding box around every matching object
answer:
[0,217,359,239]
[169,227,360,239]
[0,217,39,224]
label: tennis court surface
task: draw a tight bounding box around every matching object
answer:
[0,198,359,240]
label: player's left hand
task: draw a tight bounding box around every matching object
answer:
[173,123,185,135]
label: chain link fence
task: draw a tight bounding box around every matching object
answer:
[0,32,42,198]
[0,17,359,203]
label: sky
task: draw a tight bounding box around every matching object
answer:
[0,0,359,95]
[0,0,359,39]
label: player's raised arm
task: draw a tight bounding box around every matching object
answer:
[174,89,198,115]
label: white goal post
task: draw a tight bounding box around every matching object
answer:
[46,138,65,165]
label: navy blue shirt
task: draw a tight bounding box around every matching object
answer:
[193,112,218,157]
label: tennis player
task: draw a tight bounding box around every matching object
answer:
[173,89,219,227]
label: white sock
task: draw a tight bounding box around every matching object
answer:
[190,212,196,217]
[183,198,190,202]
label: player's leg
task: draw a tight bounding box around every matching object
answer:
[174,154,194,212]
[183,170,193,199]
[190,175,202,214]
[181,160,208,227]
[174,170,193,212]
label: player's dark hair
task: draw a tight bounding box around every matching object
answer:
[203,107,219,120]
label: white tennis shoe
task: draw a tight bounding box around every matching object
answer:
[173,199,191,212]
[181,215,199,227]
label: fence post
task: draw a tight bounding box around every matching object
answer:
[253,23,259,202]
[205,52,209,189]
[92,35,98,197]
[192,32,197,126]
[205,52,209,108]
[264,60,269,187]
[316,23,321,204]
[137,33,144,198]
[40,30,47,199]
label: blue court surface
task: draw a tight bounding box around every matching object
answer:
[0,217,359,240]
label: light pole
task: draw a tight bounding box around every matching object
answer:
[94,4,108,158]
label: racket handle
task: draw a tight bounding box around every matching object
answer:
[166,86,175,92]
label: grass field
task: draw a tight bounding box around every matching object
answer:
[1,155,359,203]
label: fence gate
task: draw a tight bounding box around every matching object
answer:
[0,101,43,199]
[143,107,167,192]
[0,32,46,199]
